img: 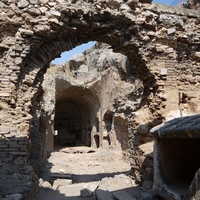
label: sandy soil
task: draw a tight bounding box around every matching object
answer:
[32,146,144,200]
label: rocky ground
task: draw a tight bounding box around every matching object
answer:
[31,145,154,200]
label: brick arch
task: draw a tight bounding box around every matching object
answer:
[17,1,156,96]
[13,1,157,183]
[19,32,150,90]
[21,33,144,161]
[17,21,155,120]
[17,18,154,168]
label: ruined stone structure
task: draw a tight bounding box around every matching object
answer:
[44,42,143,156]
[151,114,200,200]
[0,0,200,198]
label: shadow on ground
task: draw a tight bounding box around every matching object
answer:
[32,185,141,200]
[72,170,130,183]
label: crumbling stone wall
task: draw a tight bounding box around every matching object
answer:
[0,0,200,197]
[44,42,143,159]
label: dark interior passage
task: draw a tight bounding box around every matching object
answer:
[54,102,82,146]
[158,139,200,196]
[103,111,113,133]
[54,84,100,148]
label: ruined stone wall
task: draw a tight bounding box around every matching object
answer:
[44,42,143,158]
[0,0,199,197]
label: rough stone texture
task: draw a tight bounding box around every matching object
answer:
[5,193,23,200]
[151,113,200,139]
[96,189,114,200]
[80,182,99,197]
[0,0,199,198]
[151,114,200,200]
[52,179,72,189]
[45,42,142,158]
[112,190,137,200]
[183,168,200,200]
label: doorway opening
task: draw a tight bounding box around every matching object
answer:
[54,85,100,149]
[94,134,100,148]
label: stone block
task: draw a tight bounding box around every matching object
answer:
[39,0,48,5]
[14,156,25,165]
[4,148,19,152]
[80,182,99,197]
[167,28,176,35]
[96,189,114,200]
[39,6,48,14]
[18,0,29,8]
[160,68,167,75]
[142,180,153,190]
[138,124,149,135]
[112,190,137,200]
[127,0,139,6]
[119,4,131,12]
[39,179,52,189]
[0,144,8,148]
[28,7,41,16]
[9,151,28,156]
[10,137,28,141]
[135,17,145,25]
[19,28,34,36]
[0,92,10,97]
[0,77,10,82]
[30,0,38,4]
[0,1,6,7]
[5,193,23,200]
[0,141,7,145]
[195,52,200,58]
[48,2,57,6]
[140,192,154,200]
[7,142,21,148]
[106,0,123,9]
[48,10,61,18]
[0,152,8,157]
[52,179,72,189]
[18,141,28,145]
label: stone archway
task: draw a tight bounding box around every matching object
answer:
[54,85,101,148]
[14,2,156,173]
[0,0,200,197]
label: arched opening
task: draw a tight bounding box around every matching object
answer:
[3,0,199,197]
[15,1,154,179]
[27,37,146,170]
[94,117,100,133]
[103,111,113,133]
[102,111,113,148]
[54,85,101,149]
[54,102,82,147]
[114,116,129,151]
[94,134,100,148]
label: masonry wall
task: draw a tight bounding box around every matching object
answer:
[0,0,199,197]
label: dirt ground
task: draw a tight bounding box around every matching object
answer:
[31,146,148,200]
